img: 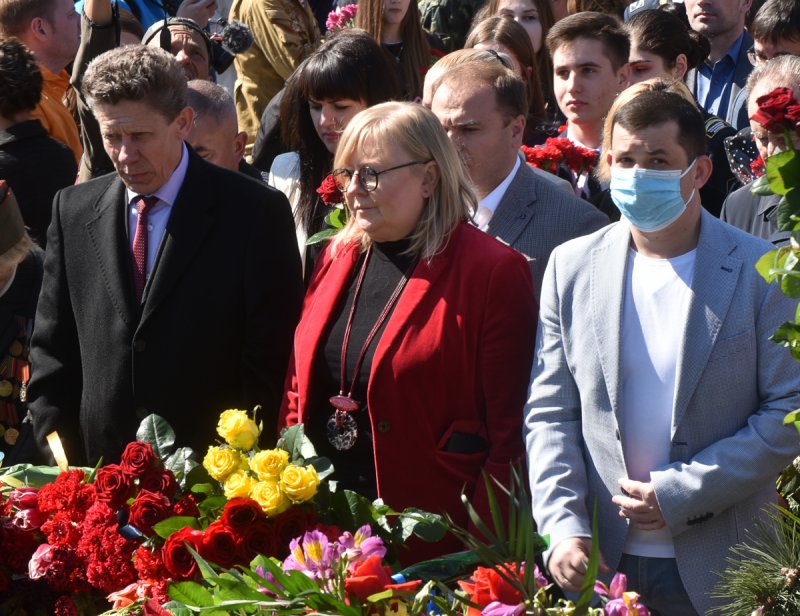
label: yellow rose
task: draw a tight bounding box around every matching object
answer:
[223,469,254,499]
[279,464,319,504]
[250,449,289,481]
[217,409,260,451]
[250,480,290,517]
[203,446,242,482]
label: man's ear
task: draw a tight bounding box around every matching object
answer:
[29,16,50,42]
[174,106,195,139]
[233,131,247,163]
[509,114,526,147]
[693,154,713,190]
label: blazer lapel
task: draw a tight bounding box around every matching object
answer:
[486,163,536,249]
[672,211,741,433]
[85,177,138,328]
[589,222,631,435]
[139,153,214,327]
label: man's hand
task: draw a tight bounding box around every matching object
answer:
[611,478,666,530]
[176,0,217,28]
[548,537,609,592]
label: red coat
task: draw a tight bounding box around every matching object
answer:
[280,223,537,559]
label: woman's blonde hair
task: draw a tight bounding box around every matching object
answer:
[332,101,475,260]
[596,78,697,182]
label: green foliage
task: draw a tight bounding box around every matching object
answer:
[777,457,800,515]
[574,499,601,615]
[305,207,348,245]
[713,505,800,615]
[136,414,177,458]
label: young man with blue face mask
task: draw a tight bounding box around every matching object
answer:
[525,90,800,615]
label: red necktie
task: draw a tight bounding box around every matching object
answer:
[131,195,158,303]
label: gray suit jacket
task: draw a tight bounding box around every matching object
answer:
[525,210,800,614]
[721,183,789,246]
[686,31,753,131]
[487,162,609,301]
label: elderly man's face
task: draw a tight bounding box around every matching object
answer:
[187,113,247,171]
[95,100,193,194]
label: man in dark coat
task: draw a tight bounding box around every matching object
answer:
[27,45,304,466]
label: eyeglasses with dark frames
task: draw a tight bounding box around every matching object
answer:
[331,160,433,193]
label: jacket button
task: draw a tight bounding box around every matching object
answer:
[377,421,391,433]
[134,340,146,352]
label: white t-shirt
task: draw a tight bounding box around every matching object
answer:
[620,247,696,558]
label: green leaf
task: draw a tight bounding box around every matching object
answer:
[199,495,228,515]
[0,464,93,488]
[305,228,339,245]
[331,489,376,531]
[756,248,783,283]
[160,603,194,616]
[765,148,800,197]
[750,173,774,196]
[277,424,318,464]
[152,516,200,539]
[777,193,800,233]
[164,447,199,485]
[769,321,800,361]
[191,483,214,496]
[136,414,176,458]
[305,455,334,480]
[185,464,213,491]
[574,499,601,615]
[168,581,215,607]
[397,508,448,542]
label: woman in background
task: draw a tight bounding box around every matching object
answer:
[280,102,537,561]
[269,30,400,278]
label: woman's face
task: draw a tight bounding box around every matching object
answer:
[626,42,681,85]
[309,97,368,154]
[340,138,437,243]
[495,0,543,54]
[383,0,411,28]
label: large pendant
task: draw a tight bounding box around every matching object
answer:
[327,395,359,450]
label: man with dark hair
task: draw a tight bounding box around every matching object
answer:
[526,89,800,614]
[546,11,629,198]
[684,0,753,129]
[0,38,76,246]
[430,59,608,298]
[749,0,800,63]
[186,79,263,180]
[27,45,304,466]
[0,0,81,162]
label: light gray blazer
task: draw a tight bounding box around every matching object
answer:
[525,210,800,614]
[487,162,609,302]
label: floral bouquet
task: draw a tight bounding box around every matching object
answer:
[521,138,598,179]
[326,3,358,35]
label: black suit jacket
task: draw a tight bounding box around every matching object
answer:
[28,147,304,465]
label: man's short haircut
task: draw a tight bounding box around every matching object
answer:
[546,11,630,71]
[746,54,800,106]
[187,79,236,127]
[750,0,800,44]
[0,38,42,118]
[610,90,707,162]
[0,0,54,37]
[83,45,187,121]
[436,59,529,120]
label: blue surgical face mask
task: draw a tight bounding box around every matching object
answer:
[609,159,697,232]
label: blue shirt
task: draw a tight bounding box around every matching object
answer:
[695,31,746,120]
[75,0,166,29]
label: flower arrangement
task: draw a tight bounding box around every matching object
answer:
[326,3,358,35]
[306,173,348,245]
[521,138,598,177]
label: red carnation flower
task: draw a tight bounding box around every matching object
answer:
[316,173,344,206]
[237,520,277,562]
[77,501,137,593]
[134,545,170,583]
[199,520,240,569]
[129,490,173,535]
[751,86,798,133]
[162,526,204,580]
[121,441,158,477]
[94,464,133,509]
[41,511,82,547]
[344,554,421,602]
[140,468,178,500]
[37,469,95,518]
[221,497,264,533]
[173,494,200,518]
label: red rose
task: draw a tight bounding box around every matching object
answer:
[129,490,173,535]
[121,441,158,477]
[458,564,524,614]
[173,494,200,518]
[94,464,133,509]
[751,86,798,133]
[140,468,178,500]
[199,520,240,569]
[221,497,264,533]
[162,526,204,579]
[316,173,344,206]
[345,554,392,602]
[237,520,277,562]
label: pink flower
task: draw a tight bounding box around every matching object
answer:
[8,487,39,510]
[482,601,526,615]
[326,3,357,33]
[595,573,651,616]
[28,543,54,579]
[107,582,142,609]
[12,507,46,531]
[339,525,386,565]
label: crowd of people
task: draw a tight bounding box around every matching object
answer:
[0,0,799,612]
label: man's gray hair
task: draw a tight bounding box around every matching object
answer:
[83,45,187,121]
[746,54,800,103]
[186,79,237,127]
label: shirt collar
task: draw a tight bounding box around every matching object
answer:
[126,142,190,206]
[479,156,520,214]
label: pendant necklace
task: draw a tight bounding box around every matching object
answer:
[327,245,416,450]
